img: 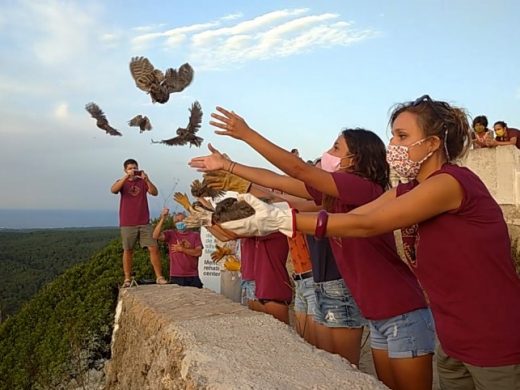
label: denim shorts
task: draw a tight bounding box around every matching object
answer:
[314,279,367,328]
[293,276,317,316]
[240,279,256,305]
[369,307,436,358]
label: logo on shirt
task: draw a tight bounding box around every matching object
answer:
[129,185,141,197]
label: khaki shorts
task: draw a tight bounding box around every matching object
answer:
[120,225,158,251]
[437,344,520,390]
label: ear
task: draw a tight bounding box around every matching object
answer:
[428,136,443,153]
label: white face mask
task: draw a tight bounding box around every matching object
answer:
[320,151,342,172]
[386,138,433,180]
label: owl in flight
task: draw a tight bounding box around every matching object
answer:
[152,101,203,147]
[128,115,152,133]
[85,102,122,136]
[129,56,194,104]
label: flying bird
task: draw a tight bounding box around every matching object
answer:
[85,102,122,136]
[128,115,152,133]
[151,101,203,147]
[129,56,194,104]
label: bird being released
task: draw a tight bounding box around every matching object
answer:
[190,178,224,200]
[129,56,194,104]
[128,115,152,133]
[151,101,203,147]
[85,102,122,136]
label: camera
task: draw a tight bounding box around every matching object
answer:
[133,170,143,176]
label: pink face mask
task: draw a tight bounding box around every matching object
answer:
[320,152,342,172]
[386,138,433,180]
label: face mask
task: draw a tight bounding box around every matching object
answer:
[320,152,342,172]
[386,138,433,180]
[175,221,186,231]
[495,129,505,137]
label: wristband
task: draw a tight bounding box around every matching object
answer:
[314,210,329,239]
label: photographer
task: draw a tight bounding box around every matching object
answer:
[111,158,167,288]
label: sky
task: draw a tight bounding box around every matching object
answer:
[1,0,519,218]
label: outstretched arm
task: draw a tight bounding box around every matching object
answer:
[208,107,339,197]
[189,144,312,199]
[295,173,463,237]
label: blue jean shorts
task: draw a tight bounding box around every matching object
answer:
[369,307,436,358]
[293,276,317,316]
[314,279,367,328]
[240,279,256,305]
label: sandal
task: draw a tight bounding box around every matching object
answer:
[156,276,168,285]
[122,279,132,288]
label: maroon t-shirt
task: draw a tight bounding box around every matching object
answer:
[117,178,150,226]
[496,127,520,149]
[163,230,202,277]
[240,237,257,281]
[307,172,427,320]
[253,232,291,302]
[397,164,520,366]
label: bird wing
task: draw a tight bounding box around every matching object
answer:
[129,56,157,92]
[142,116,152,131]
[151,136,187,146]
[105,126,123,136]
[164,63,194,93]
[128,115,143,127]
[186,101,202,135]
[85,102,106,121]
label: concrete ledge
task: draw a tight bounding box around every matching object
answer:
[105,285,387,389]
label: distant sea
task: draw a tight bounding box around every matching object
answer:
[0,209,121,229]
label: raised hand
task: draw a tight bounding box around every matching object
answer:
[189,143,230,172]
[210,107,254,142]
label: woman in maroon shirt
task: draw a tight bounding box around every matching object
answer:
[215,96,520,389]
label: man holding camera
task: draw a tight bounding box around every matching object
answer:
[111,158,167,287]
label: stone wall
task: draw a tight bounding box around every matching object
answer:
[105,285,388,390]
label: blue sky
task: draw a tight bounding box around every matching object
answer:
[0,0,519,216]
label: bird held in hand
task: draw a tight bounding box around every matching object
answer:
[151,101,203,147]
[190,178,224,199]
[212,197,255,224]
[85,102,122,136]
[128,115,152,133]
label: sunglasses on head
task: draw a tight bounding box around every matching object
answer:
[411,95,450,118]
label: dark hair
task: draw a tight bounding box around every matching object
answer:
[494,121,507,128]
[472,115,488,128]
[322,128,390,211]
[389,96,471,161]
[342,128,390,190]
[123,158,138,168]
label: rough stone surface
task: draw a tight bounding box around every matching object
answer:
[105,285,388,390]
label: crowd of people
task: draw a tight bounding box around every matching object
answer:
[110,96,520,390]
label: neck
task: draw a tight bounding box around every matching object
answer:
[415,151,447,183]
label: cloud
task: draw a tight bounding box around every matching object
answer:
[129,8,377,70]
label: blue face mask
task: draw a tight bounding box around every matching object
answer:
[175,221,186,231]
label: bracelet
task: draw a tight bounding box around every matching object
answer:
[227,161,236,173]
[314,210,329,239]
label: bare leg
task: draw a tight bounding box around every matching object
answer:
[372,348,433,390]
[372,348,397,390]
[304,314,318,346]
[315,322,334,353]
[262,301,290,324]
[148,246,163,278]
[391,355,432,390]
[330,326,364,366]
[294,311,308,338]
[123,249,133,280]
